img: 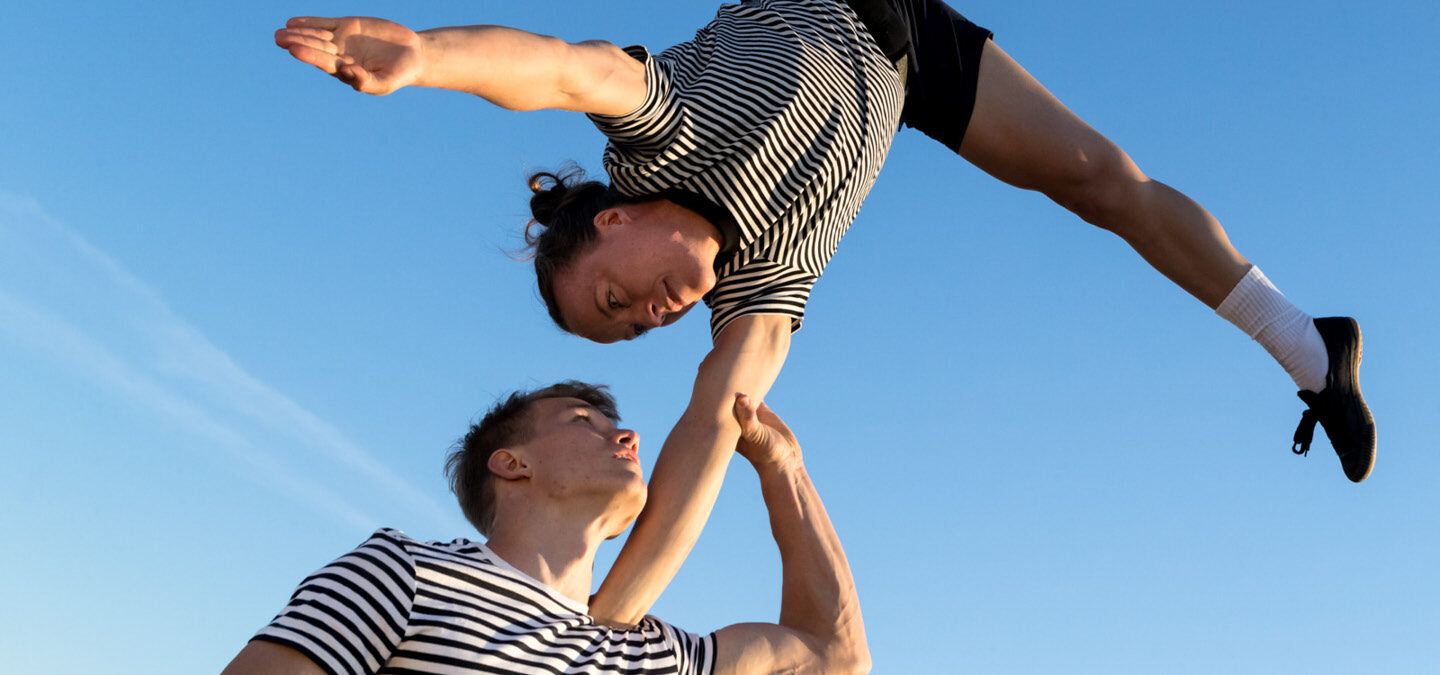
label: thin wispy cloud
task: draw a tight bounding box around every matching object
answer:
[0,192,456,532]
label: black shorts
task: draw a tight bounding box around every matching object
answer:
[845,0,994,152]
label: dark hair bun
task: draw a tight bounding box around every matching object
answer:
[528,167,608,227]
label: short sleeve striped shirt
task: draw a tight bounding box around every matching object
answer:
[252,529,716,675]
[589,0,903,338]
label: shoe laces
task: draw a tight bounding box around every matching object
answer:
[1292,408,1317,456]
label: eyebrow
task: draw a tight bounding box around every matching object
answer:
[568,403,615,425]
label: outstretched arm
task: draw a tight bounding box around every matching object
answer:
[713,395,869,674]
[589,314,792,626]
[274,16,646,114]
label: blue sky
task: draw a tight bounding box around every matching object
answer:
[2,1,1437,673]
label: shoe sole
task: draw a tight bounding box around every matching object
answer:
[1320,317,1376,482]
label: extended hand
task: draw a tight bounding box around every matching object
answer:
[275,16,423,95]
[732,394,803,471]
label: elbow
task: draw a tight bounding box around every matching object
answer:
[843,640,873,675]
[820,644,871,675]
[813,628,869,675]
[820,611,869,675]
[853,648,873,675]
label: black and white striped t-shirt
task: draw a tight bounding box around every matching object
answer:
[252,529,715,675]
[590,0,904,338]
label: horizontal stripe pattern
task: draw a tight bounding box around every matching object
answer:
[591,0,903,337]
[253,529,714,675]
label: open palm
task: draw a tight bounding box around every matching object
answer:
[275,16,423,95]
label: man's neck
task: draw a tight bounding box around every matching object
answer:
[483,506,617,607]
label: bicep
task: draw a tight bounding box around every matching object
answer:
[713,622,823,675]
[221,641,327,675]
[555,39,648,115]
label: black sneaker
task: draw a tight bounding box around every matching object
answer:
[1292,317,1376,482]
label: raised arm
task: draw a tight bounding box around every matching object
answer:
[713,395,869,674]
[589,314,792,626]
[274,16,646,114]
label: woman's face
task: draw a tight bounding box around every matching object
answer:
[553,205,715,343]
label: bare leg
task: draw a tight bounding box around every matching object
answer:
[959,40,1250,309]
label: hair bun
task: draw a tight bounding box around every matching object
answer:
[526,167,609,227]
[527,171,567,226]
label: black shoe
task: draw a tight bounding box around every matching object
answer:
[1292,317,1376,482]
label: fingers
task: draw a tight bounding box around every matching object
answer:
[275,29,373,91]
[336,63,374,92]
[751,400,798,446]
[734,393,779,451]
[275,28,337,52]
[276,27,341,70]
[286,16,341,31]
[732,394,759,436]
[282,44,344,75]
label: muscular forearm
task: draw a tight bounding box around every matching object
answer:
[415,26,643,113]
[589,314,791,626]
[757,462,867,672]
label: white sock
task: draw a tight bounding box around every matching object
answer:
[1215,266,1329,392]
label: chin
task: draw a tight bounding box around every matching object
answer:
[620,484,648,518]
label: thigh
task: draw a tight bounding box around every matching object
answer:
[894,0,992,152]
[959,40,1141,191]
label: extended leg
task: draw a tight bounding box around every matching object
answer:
[953,39,1373,481]
[958,40,1250,307]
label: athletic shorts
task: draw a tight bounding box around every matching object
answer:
[845,0,994,152]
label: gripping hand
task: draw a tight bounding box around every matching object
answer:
[732,394,803,472]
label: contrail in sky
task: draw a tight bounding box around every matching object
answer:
[0,191,456,532]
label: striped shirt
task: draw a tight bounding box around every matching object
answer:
[252,529,715,675]
[590,0,904,338]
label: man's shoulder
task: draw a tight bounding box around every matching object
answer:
[361,527,481,551]
[358,528,496,570]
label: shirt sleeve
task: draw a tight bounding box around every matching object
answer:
[588,45,684,168]
[631,617,717,675]
[250,529,416,675]
[706,256,816,338]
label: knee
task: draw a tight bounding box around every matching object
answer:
[1044,140,1148,234]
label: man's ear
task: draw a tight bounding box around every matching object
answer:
[488,449,532,481]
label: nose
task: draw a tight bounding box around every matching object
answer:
[614,428,639,450]
[641,303,665,328]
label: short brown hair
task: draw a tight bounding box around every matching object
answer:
[445,381,620,536]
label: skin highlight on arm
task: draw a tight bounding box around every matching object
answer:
[415,27,646,114]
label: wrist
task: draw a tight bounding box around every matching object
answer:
[751,456,805,483]
[412,30,441,89]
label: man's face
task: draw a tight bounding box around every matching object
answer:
[554,207,714,343]
[513,397,647,519]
